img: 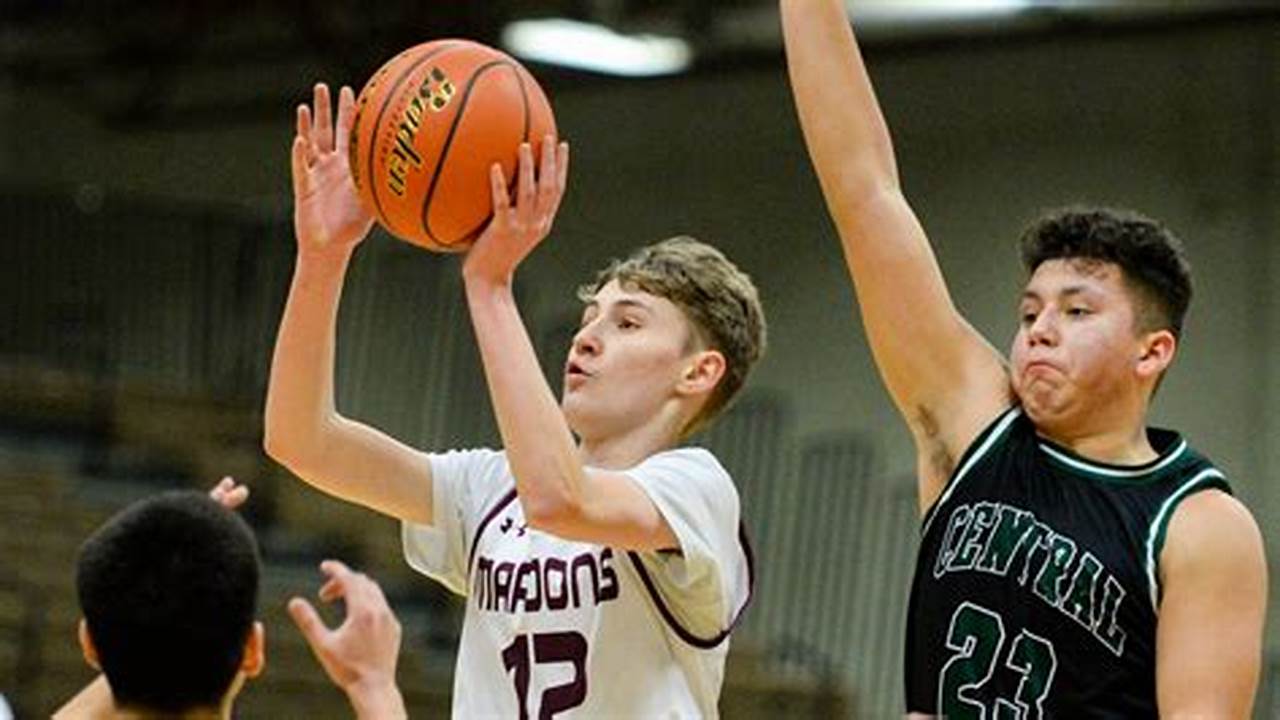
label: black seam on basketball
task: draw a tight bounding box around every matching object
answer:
[438,66,530,245]
[421,59,515,248]
[514,64,532,143]
[365,42,461,228]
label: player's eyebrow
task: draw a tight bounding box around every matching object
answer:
[1020,285,1094,303]
[579,297,654,318]
[610,298,653,314]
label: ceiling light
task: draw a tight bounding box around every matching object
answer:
[852,0,1036,25]
[501,18,693,77]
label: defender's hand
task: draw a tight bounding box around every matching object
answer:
[287,560,402,694]
[209,476,249,511]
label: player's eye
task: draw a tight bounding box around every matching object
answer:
[1020,311,1037,326]
[618,317,640,330]
[1066,307,1091,317]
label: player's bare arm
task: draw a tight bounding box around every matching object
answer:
[264,82,434,525]
[780,0,1011,511]
[1155,490,1267,718]
[461,137,679,551]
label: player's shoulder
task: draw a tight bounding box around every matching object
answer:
[640,446,729,476]
[1163,488,1264,573]
[1168,488,1257,535]
[631,446,736,497]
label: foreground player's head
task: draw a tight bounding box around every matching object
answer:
[76,490,264,717]
[1010,207,1192,434]
[567,236,767,440]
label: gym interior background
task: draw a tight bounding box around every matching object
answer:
[1,1,1276,716]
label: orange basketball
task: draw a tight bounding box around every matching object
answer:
[349,39,557,252]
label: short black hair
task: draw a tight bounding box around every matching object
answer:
[76,490,260,713]
[1020,207,1193,337]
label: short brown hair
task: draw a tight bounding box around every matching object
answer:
[579,236,767,435]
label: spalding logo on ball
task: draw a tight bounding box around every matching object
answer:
[349,39,556,252]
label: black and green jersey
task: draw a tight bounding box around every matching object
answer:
[904,406,1229,719]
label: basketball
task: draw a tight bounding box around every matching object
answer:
[349,39,557,252]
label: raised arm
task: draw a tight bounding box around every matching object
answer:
[780,0,1011,509]
[460,139,677,551]
[263,83,433,525]
[1156,490,1267,718]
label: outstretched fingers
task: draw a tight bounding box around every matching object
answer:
[291,136,313,197]
[490,162,511,217]
[209,476,249,510]
[536,135,557,212]
[312,83,334,155]
[335,86,357,157]
[287,596,328,646]
[516,142,537,223]
[537,136,570,223]
[556,141,570,195]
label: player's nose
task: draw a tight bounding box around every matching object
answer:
[571,325,601,357]
[1026,311,1059,347]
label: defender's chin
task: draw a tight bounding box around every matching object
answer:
[1017,387,1079,439]
[1015,385,1058,424]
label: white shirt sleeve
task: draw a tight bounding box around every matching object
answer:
[625,447,751,640]
[402,448,511,596]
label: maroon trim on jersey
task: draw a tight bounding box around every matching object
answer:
[468,488,518,574]
[625,522,755,649]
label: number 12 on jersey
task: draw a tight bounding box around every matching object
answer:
[502,631,589,719]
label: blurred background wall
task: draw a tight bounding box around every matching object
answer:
[0,1,1276,717]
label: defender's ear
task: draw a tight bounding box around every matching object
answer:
[1136,329,1176,382]
[78,619,101,671]
[241,621,266,679]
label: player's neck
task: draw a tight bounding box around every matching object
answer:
[1037,418,1157,466]
[577,415,682,470]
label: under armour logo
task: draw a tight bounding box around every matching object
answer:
[499,517,528,536]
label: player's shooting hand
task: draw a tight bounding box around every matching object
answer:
[462,134,569,286]
[292,83,375,260]
[209,476,249,511]
[288,560,405,719]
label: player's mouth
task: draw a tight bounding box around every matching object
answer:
[1023,359,1062,378]
[1018,356,1059,379]
[564,361,592,388]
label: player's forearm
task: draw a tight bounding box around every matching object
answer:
[781,0,900,203]
[463,277,588,526]
[345,679,408,720]
[264,250,351,467]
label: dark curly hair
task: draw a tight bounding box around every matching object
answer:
[1020,207,1193,338]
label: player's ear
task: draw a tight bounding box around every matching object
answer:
[677,349,726,397]
[78,618,101,671]
[1136,329,1176,381]
[241,621,266,679]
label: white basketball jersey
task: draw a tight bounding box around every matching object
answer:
[403,447,753,719]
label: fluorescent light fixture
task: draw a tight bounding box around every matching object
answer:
[501,18,693,77]
[852,0,1036,25]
